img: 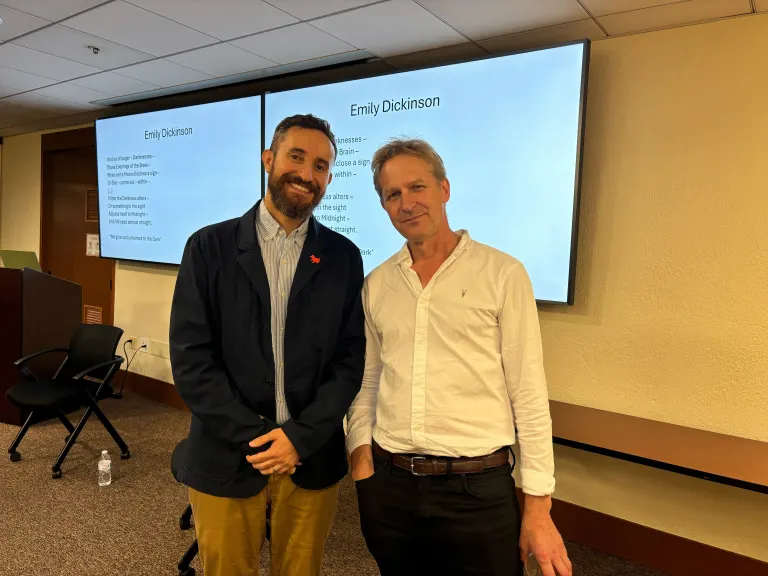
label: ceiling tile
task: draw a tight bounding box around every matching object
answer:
[125,0,298,40]
[263,0,381,20]
[232,22,355,64]
[166,43,274,76]
[581,0,689,17]
[0,43,102,80]
[312,0,466,57]
[34,82,112,105]
[0,0,107,21]
[598,0,752,35]
[754,0,768,9]
[0,83,22,97]
[417,0,588,40]
[0,92,99,126]
[113,59,212,87]
[0,103,51,128]
[479,19,605,53]
[13,24,155,70]
[0,4,51,42]
[69,70,159,95]
[0,64,58,90]
[62,1,217,57]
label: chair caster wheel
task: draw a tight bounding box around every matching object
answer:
[52,469,62,479]
[179,568,195,576]
[120,450,130,460]
[180,517,192,530]
[9,451,21,462]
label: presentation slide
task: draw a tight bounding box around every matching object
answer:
[96,96,262,265]
[266,43,586,303]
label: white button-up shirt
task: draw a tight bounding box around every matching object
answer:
[347,231,556,496]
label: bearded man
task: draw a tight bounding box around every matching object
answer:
[170,114,366,576]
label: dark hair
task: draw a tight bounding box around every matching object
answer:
[269,114,337,160]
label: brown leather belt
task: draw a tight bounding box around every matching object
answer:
[373,442,510,476]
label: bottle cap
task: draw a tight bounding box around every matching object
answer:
[102,450,108,455]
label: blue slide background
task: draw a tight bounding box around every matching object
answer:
[96,96,262,265]
[266,44,585,302]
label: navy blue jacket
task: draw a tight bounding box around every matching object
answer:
[169,201,365,497]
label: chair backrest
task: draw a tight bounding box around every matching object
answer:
[171,438,189,481]
[57,324,124,382]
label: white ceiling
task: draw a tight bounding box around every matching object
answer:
[0,0,759,136]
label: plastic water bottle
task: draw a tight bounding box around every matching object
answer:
[525,554,544,576]
[98,450,112,486]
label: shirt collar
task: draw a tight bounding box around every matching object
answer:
[397,229,471,266]
[257,201,310,241]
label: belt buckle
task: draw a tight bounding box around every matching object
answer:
[410,456,427,476]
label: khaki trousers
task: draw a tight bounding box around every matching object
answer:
[188,474,339,576]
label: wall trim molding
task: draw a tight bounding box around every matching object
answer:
[122,370,767,575]
[550,400,768,488]
[541,492,768,576]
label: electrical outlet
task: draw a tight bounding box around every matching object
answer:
[151,340,170,359]
[139,336,150,354]
[127,336,138,350]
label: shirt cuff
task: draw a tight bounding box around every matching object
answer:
[520,468,556,497]
[346,426,373,454]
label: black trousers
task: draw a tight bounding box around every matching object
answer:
[356,451,523,576]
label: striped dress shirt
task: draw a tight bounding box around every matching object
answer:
[256,202,309,424]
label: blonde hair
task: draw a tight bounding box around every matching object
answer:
[371,138,447,197]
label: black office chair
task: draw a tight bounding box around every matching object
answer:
[6,324,130,478]
[172,439,198,576]
[172,439,270,576]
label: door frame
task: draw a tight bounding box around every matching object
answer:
[40,127,115,325]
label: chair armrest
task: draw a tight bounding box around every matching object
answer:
[73,356,124,381]
[14,348,69,368]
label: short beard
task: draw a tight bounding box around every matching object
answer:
[268,172,322,220]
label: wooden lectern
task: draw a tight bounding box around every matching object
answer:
[0,265,82,425]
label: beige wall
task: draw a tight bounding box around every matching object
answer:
[540,14,768,443]
[0,124,93,256]
[1,13,767,559]
[0,133,41,255]
[114,260,177,382]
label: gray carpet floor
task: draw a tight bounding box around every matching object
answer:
[0,393,666,576]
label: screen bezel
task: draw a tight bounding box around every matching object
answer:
[95,40,590,305]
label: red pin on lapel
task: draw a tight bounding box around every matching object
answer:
[310,254,320,264]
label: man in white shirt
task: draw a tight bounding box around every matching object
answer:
[346,138,571,576]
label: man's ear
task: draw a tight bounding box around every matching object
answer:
[262,149,274,173]
[441,178,451,203]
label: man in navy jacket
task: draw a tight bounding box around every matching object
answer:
[170,114,365,576]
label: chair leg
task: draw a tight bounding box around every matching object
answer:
[89,400,130,459]
[52,406,92,478]
[180,504,193,530]
[57,411,76,440]
[178,539,198,576]
[8,411,34,462]
[266,502,271,542]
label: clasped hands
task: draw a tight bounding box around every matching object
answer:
[245,428,301,475]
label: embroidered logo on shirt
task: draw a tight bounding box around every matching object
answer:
[310,254,321,264]
[461,288,468,298]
